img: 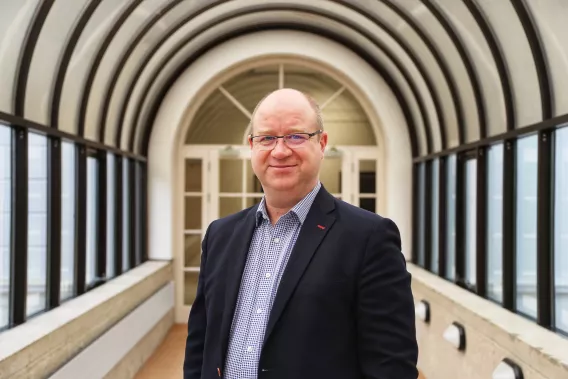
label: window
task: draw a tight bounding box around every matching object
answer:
[554,127,568,333]
[516,134,538,318]
[86,156,98,287]
[27,133,47,317]
[0,125,11,328]
[431,159,439,274]
[464,157,477,288]
[60,142,75,301]
[135,162,143,266]
[417,162,426,266]
[106,153,115,279]
[446,154,457,280]
[487,143,504,303]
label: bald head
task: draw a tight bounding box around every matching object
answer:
[249,88,323,135]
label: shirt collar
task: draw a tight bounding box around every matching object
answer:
[255,181,321,226]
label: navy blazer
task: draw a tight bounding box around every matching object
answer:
[183,185,418,379]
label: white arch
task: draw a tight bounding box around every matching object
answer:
[148,30,413,261]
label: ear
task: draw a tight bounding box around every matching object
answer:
[248,135,253,149]
[319,131,328,154]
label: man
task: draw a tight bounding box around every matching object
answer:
[183,88,418,378]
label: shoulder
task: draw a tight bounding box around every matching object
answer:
[334,198,398,234]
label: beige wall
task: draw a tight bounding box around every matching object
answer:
[410,264,568,379]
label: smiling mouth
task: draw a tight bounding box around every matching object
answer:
[269,165,296,168]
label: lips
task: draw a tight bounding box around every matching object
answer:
[270,165,296,168]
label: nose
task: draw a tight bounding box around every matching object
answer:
[270,138,292,159]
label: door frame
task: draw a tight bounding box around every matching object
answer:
[176,144,379,322]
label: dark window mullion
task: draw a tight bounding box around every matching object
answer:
[128,159,136,267]
[47,137,61,309]
[10,127,28,326]
[97,150,107,283]
[537,130,553,328]
[503,139,516,310]
[455,153,466,287]
[476,147,488,297]
[141,163,148,262]
[424,161,432,271]
[438,157,447,276]
[411,164,420,265]
[75,145,86,295]
[115,156,123,276]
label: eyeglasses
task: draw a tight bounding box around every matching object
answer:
[249,130,323,151]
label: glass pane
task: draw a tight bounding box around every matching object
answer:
[464,158,477,288]
[525,0,568,116]
[61,142,75,301]
[417,162,426,266]
[516,135,538,318]
[25,0,91,124]
[436,0,506,136]
[106,153,115,279]
[430,159,439,274]
[397,0,479,142]
[355,1,459,147]
[220,159,242,193]
[185,159,202,192]
[0,125,11,327]
[359,160,376,194]
[27,133,47,317]
[359,198,376,213]
[79,0,166,140]
[0,1,39,112]
[245,197,263,208]
[122,158,130,272]
[446,155,457,280]
[487,143,504,303]
[184,234,201,268]
[555,126,568,333]
[106,0,207,145]
[245,162,262,194]
[320,156,341,194]
[322,89,377,147]
[220,197,242,219]
[184,196,201,229]
[184,271,199,305]
[224,64,279,115]
[86,156,98,286]
[185,88,250,144]
[476,0,541,127]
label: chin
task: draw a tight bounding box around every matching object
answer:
[265,177,299,192]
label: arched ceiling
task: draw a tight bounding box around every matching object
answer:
[1,0,566,158]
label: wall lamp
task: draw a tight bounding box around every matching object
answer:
[492,358,523,379]
[442,321,466,351]
[414,300,430,323]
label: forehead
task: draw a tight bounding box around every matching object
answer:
[253,104,316,134]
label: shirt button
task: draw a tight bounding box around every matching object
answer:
[257,308,263,314]
[274,237,280,243]
[247,346,253,352]
[265,273,271,278]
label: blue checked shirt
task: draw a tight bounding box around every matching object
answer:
[223,182,321,379]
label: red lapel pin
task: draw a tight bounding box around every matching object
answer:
[317,224,326,230]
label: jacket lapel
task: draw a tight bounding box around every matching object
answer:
[263,187,336,346]
[218,206,258,365]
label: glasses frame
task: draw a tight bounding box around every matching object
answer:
[248,130,323,150]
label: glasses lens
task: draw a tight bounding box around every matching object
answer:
[285,134,309,146]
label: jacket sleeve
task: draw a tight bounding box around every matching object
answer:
[183,223,211,379]
[356,217,419,379]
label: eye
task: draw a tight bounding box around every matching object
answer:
[288,134,307,140]
[258,136,276,142]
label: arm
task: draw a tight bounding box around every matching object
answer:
[183,224,211,379]
[357,218,419,379]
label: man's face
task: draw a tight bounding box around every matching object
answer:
[249,92,328,194]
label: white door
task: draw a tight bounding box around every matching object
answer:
[177,145,378,321]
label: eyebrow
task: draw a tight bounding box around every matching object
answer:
[255,128,307,135]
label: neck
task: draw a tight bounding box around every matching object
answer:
[263,180,318,224]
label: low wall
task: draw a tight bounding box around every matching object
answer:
[409,264,568,379]
[0,261,173,379]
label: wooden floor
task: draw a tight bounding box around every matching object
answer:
[134,324,426,378]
